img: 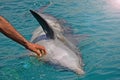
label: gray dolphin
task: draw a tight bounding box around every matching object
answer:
[29,5,85,75]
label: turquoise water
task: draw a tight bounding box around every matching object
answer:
[0,0,120,80]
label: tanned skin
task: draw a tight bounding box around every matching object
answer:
[0,16,46,57]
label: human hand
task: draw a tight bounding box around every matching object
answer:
[0,16,46,56]
[0,16,46,57]
[26,42,46,57]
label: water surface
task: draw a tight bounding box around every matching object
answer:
[0,0,120,80]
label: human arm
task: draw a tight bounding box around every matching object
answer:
[0,16,46,56]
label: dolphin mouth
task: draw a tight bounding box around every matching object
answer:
[30,10,55,39]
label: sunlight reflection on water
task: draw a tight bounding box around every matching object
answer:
[107,0,120,10]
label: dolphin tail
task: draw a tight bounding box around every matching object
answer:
[38,1,53,13]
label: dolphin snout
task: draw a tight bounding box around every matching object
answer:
[74,68,85,75]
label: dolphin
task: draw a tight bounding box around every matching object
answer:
[29,5,85,75]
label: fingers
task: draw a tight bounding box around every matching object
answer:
[41,47,46,55]
[36,50,46,57]
[40,50,45,55]
[36,44,46,54]
[27,43,47,57]
[35,44,47,57]
[36,50,42,57]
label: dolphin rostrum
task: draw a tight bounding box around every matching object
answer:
[29,6,85,75]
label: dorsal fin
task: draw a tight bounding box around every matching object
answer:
[30,10,54,39]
